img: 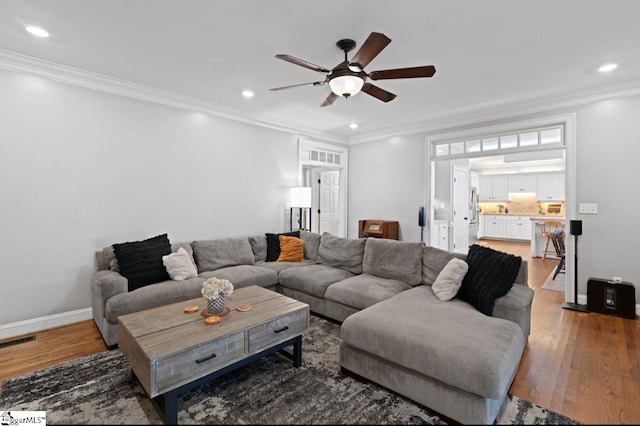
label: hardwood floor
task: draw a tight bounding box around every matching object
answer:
[1,240,639,424]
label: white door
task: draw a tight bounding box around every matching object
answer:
[319,170,340,235]
[452,167,469,253]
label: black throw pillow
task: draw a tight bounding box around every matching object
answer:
[265,231,300,262]
[457,244,522,316]
[113,233,172,292]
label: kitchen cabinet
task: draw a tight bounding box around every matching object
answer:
[478,215,485,238]
[430,220,449,250]
[537,173,565,201]
[479,175,508,201]
[482,215,506,238]
[508,175,537,193]
[505,216,532,240]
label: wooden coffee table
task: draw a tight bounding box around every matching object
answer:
[118,285,309,424]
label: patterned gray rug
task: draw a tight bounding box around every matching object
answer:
[0,316,580,425]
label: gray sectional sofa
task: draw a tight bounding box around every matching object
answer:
[91,230,533,424]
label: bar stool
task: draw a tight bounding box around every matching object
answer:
[541,220,564,260]
[550,230,566,279]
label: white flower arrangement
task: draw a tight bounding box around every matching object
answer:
[201,277,234,300]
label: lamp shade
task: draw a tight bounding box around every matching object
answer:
[290,187,312,208]
[329,75,364,98]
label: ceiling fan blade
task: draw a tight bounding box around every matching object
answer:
[320,92,339,107]
[361,83,397,103]
[275,54,331,73]
[270,81,326,91]
[350,32,391,70]
[369,65,436,81]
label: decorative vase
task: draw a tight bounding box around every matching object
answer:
[207,296,226,314]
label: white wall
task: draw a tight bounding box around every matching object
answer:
[347,135,425,241]
[347,95,640,303]
[574,97,640,292]
[0,70,300,330]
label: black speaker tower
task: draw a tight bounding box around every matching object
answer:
[562,220,589,312]
[418,207,426,242]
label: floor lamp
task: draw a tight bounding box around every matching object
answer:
[290,187,312,231]
[562,220,589,312]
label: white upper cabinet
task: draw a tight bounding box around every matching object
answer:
[479,175,509,201]
[508,175,537,193]
[537,173,565,201]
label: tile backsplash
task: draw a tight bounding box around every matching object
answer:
[479,194,565,216]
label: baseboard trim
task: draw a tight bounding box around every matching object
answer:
[576,294,640,316]
[0,308,92,340]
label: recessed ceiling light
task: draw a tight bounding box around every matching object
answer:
[242,90,254,98]
[25,25,49,38]
[598,63,618,73]
[349,123,358,129]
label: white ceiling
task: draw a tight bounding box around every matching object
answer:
[1,0,639,141]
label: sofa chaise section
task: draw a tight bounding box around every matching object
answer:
[339,285,526,425]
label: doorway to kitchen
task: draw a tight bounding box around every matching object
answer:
[425,114,576,304]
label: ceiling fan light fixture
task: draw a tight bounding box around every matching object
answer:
[329,75,364,98]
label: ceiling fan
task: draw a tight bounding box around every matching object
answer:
[270,32,436,107]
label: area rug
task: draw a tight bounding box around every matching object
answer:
[542,268,566,292]
[0,316,580,425]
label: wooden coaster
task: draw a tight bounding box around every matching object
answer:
[236,304,252,312]
[201,306,230,317]
[204,315,221,325]
[183,305,199,314]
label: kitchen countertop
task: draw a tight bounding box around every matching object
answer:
[479,213,565,219]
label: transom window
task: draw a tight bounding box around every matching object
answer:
[433,126,563,158]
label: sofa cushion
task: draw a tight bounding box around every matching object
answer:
[106,276,204,324]
[112,233,172,292]
[162,247,198,281]
[325,274,412,310]
[317,233,365,274]
[257,259,316,274]
[457,244,522,316]
[279,264,355,298]
[248,235,267,263]
[299,230,321,261]
[277,235,304,262]
[422,246,466,285]
[198,264,278,289]
[362,238,424,285]
[432,258,468,301]
[192,237,254,273]
[340,285,525,399]
[265,231,300,262]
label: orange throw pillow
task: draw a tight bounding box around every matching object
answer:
[277,235,305,262]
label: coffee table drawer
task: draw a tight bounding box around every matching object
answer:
[154,331,245,395]
[248,309,308,353]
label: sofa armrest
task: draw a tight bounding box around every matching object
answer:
[513,260,528,286]
[91,270,127,324]
[92,270,127,300]
[493,283,534,338]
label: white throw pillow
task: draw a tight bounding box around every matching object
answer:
[162,247,198,281]
[432,258,469,301]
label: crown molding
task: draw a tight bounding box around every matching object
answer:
[4,48,638,148]
[0,49,347,145]
[347,78,640,145]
